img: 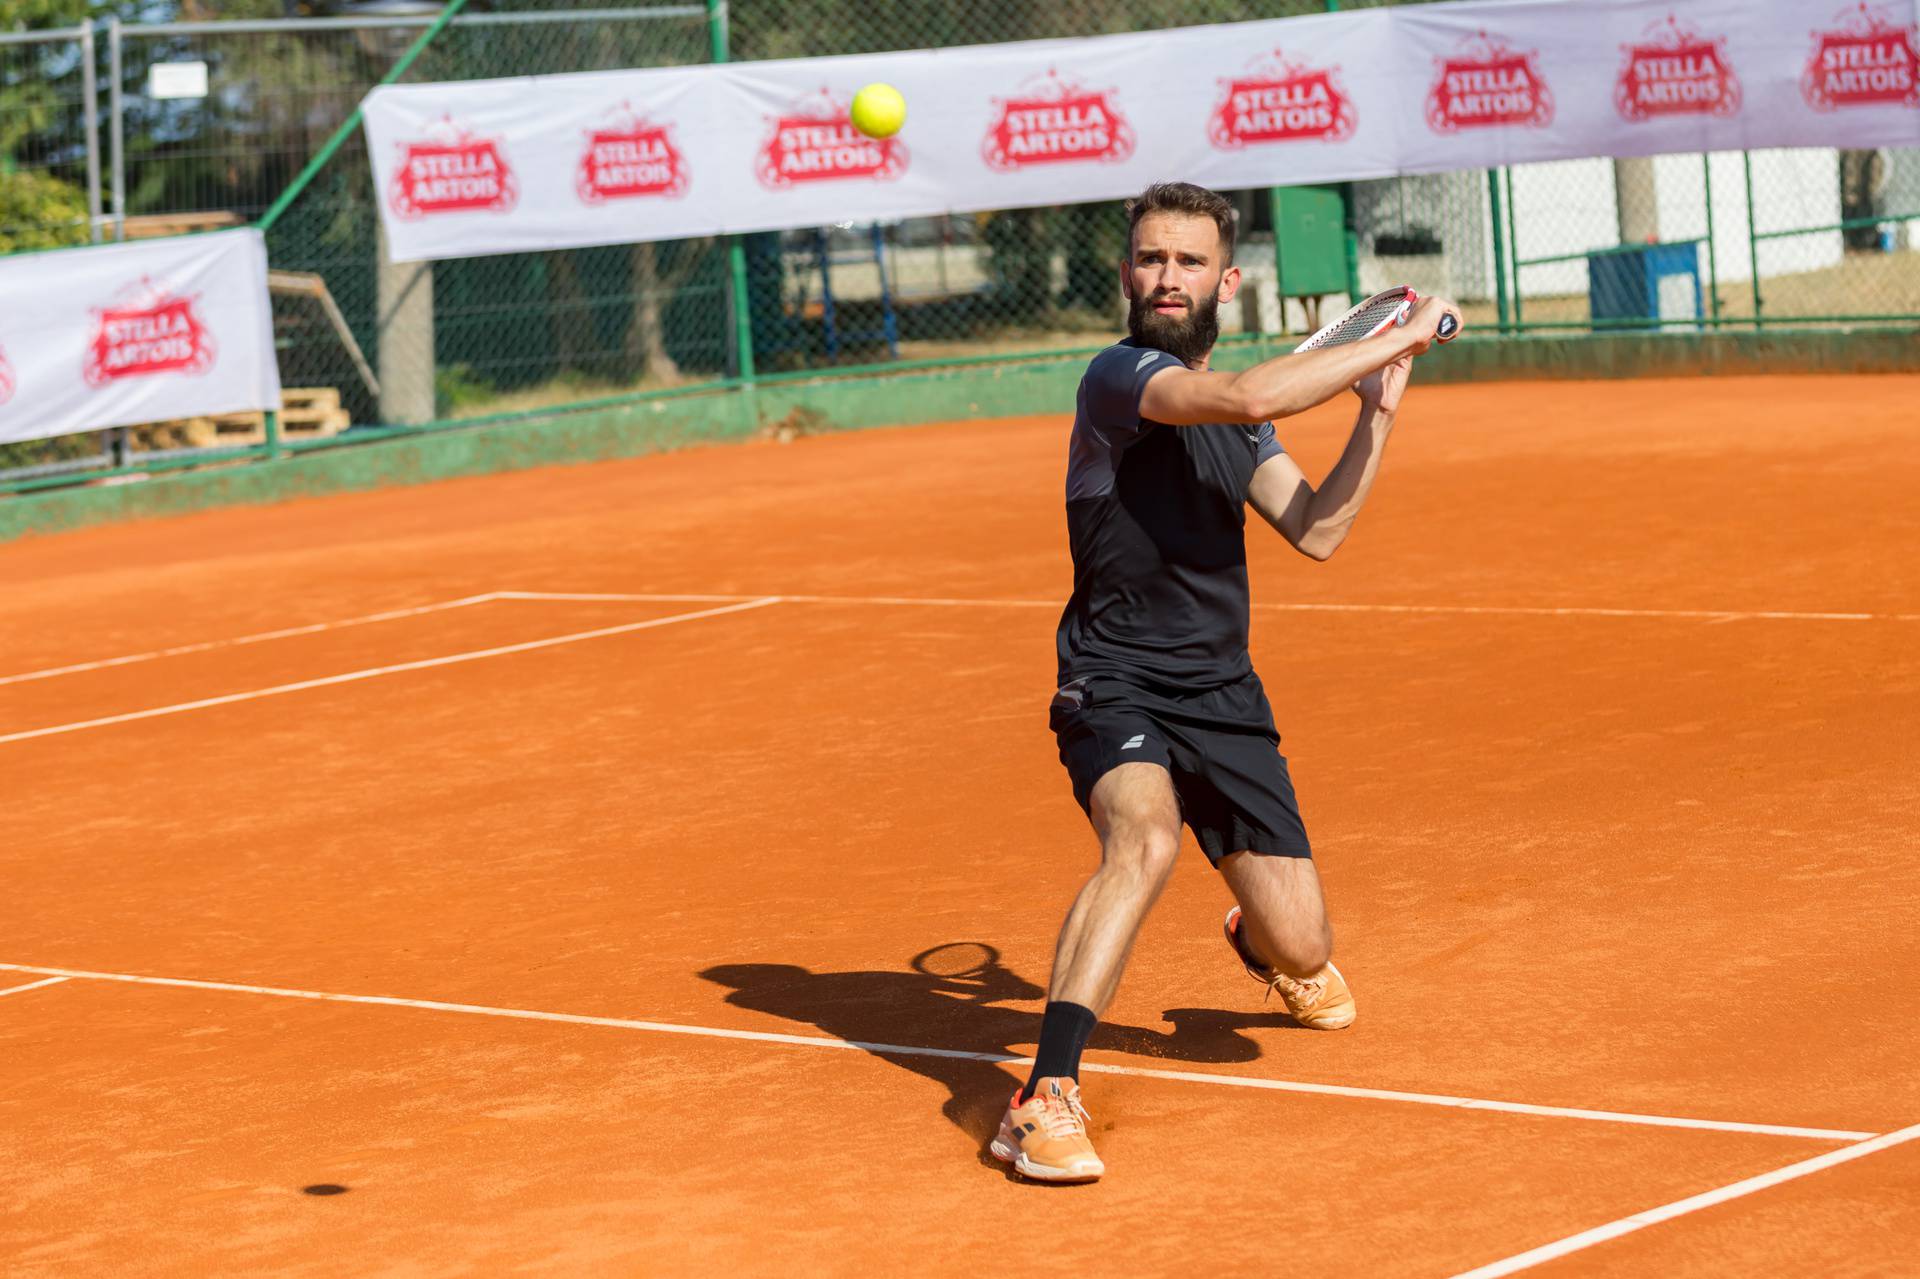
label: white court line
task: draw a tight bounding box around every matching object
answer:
[1259,602,1878,623]
[498,591,780,604]
[1448,1120,1920,1278]
[0,960,1871,1144]
[0,594,503,688]
[494,590,1897,624]
[0,597,782,747]
[0,975,70,998]
[496,590,1059,609]
[8,590,1902,698]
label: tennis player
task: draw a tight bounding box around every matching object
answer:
[992,182,1460,1183]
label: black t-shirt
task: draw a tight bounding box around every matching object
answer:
[1055,339,1285,690]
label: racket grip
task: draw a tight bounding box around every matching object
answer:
[1436,313,1459,342]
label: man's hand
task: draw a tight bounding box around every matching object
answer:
[1354,354,1412,415]
[1400,295,1462,355]
[1353,295,1458,412]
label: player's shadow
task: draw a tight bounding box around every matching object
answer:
[697,943,1301,1157]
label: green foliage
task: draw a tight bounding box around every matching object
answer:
[981,202,1129,322]
[725,0,1332,58]
[1,0,93,29]
[0,1,89,161]
[0,431,102,474]
[0,169,89,252]
[433,362,494,417]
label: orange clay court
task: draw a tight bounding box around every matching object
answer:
[1,373,1917,1277]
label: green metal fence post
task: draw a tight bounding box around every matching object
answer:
[708,0,758,394]
[1486,169,1511,333]
[1702,153,1721,327]
[264,410,282,460]
[1340,185,1362,303]
[1743,151,1762,329]
[1505,167,1524,330]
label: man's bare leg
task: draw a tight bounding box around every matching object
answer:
[1217,851,1332,977]
[990,763,1183,1182]
[1014,762,1181,1103]
[1217,850,1354,1028]
[1046,762,1184,1013]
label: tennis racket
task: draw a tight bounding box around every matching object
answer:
[1293,285,1459,353]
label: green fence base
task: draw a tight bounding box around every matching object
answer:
[4,329,1917,543]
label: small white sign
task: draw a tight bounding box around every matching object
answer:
[148,61,209,100]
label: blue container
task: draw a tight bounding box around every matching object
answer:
[1588,242,1702,329]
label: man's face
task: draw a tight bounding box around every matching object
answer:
[1121,211,1240,365]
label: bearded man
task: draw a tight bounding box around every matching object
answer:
[990,182,1460,1183]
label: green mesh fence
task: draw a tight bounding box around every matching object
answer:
[2,0,1917,489]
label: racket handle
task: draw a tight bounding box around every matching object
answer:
[1436,313,1459,342]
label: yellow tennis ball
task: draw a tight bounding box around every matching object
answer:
[850,83,906,139]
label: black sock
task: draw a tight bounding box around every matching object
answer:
[1024,1001,1098,1101]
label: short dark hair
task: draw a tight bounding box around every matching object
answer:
[1125,182,1236,265]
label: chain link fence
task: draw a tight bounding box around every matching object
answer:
[1471,146,1920,333]
[0,25,96,253]
[2,0,1916,487]
[242,7,721,433]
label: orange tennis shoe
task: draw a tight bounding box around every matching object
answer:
[1223,906,1357,1030]
[989,1077,1104,1183]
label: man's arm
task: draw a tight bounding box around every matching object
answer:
[1139,295,1455,427]
[1247,355,1410,562]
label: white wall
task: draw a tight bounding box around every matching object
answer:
[1470,148,1850,304]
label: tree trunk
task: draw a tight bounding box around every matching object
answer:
[1839,150,1886,252]
[625,240,681,384]
[548,252,594,376]
[1612,157,1660,246]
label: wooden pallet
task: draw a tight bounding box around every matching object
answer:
[134,387,350,451]
[276,386,350,440]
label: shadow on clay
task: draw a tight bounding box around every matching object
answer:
[697,942,1305,1167]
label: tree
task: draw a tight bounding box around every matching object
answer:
[1,2,100,258]
[0,167,90,253]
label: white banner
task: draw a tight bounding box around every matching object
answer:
[1390,0,1920,172]
[362,0,1920,263]
[0,229,281,446]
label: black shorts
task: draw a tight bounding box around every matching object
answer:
[1049,672,1312,865]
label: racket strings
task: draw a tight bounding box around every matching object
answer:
[1304,294,1409,350]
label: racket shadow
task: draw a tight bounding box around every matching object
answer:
[697,945,1304,1152]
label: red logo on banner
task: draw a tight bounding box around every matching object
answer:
[1803,3,1920,110]
[982,72,1135,171]
[83,279,216,387]
[756,89,908,189]
[1615,15,1742,121]
[389,119,518,219]
[1426,31,1554,132]
[1209,49,1357,149]
[0,345,14,407]
[576,105,690,203]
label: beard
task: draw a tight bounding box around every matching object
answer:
[1127,288,1221,365]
